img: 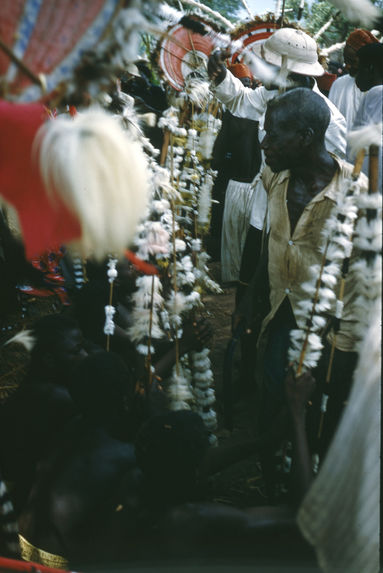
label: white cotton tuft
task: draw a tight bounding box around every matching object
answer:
[146,222,170,256]
[200,408,218,430]
[184,79,211,108]
[35,107,149,260]
[168,367,194,409]
[198,173,214,226]
[327,0,380,27]
[356,193,382,211]
[348,123,382,158]
[5,330,36,352]
[311,315,327,331]
[198,129,217,160]
[321,266,340,288]
[175,239,186,252]
[167,291,187,317]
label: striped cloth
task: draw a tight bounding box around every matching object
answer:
[297,300,381,573]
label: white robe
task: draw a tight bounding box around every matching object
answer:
[328,74,364,132]
[220,178,256,283]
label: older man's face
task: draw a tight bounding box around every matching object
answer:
[261,109,301,173]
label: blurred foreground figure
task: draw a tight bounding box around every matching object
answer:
[0,103,149,260]
[298,299,381,573]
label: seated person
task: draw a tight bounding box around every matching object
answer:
[18,349,316,568]
[0,314,88,511]
[18,351,138,567]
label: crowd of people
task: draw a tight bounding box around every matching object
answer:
[0,13,381,573]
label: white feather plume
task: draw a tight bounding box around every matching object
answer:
[348,123,383,158]
[184,78,211,108]
[5,330,36,352]
[35,107,149,260]
[328,0,380,27]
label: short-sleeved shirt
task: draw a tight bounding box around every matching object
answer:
[260,157,368,352]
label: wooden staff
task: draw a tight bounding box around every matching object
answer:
[368,144,379,195]
[280,0,287,26]
[296,149,366,376]
[160,130,171,166]
[0,35,45,90]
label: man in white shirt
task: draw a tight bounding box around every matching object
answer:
[328,28,379,131]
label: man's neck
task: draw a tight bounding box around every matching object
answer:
[290,147,337,195]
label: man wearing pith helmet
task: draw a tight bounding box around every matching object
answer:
[208,27,347,158]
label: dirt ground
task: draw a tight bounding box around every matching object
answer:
[202,262,267,508]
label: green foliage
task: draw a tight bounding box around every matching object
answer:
[165,0,240,21]
[202,0,240,19]
[285,0,382,46]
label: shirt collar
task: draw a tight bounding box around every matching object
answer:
[274,154,343,202]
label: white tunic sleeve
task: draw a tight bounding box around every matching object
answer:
[213,71,277,121]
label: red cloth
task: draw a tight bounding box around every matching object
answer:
[228,63,252,80]
[346,29,379,51]
[0,100,81,259]
[316,71,337,94]
[24,247,70,305]
[124,250,158,275]
[0,556,74,573]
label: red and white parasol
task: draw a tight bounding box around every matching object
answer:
[230,17,280,65]
[0,0,122,102]
[158,18,216,91]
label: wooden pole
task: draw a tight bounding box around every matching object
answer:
[0,35,45,90]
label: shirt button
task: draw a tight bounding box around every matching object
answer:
[285,288,291,294]
[288,240,294,246]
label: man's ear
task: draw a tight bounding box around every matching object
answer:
[299,127,314,147]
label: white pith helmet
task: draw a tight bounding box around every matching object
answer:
[253,28,325,77]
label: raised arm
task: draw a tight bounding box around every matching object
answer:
[208,49,275,121]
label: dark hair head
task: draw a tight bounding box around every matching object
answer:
[357,43,383,74]
[135,410,209,505]
[69,351,133,423]
[31,314,81,353]
[267,87,331,142]
[26,313,86,386]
